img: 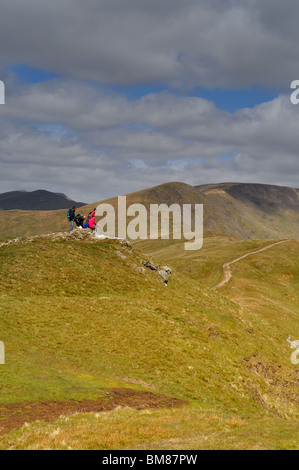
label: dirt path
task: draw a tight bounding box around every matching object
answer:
[0,389,187,436]
[213,240,290,291]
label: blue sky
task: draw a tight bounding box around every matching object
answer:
[191,87,279,113]
[8,64,279,113]
[8,64,58,84]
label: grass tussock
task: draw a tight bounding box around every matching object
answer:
[1,407,298,450]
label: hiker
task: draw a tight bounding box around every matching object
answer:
[74,213,86,228]
[88,215,98,231]
[67,206,77,232]
[88,208,96,219]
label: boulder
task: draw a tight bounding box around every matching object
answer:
[120,240,133,249]
[157,268,172,285]
[142,260,157,271]
[158,265,172,274]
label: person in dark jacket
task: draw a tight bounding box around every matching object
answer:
[74,213,86,228]
[69,206,77,232]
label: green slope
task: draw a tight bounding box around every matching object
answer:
[0,234,298,434]
[1,181,298,241]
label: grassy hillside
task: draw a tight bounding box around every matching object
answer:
[196,182,299,239]
[0,232,298,449]
[136,236,276,288]
[1,181,299,241]
[0,208,68,240]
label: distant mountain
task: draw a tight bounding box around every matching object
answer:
[99,181,299,240]
[1,182,298,240]
[195,182,299,239]
[0,190,86,211]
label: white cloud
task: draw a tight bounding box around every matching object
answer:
[0,80,298,202]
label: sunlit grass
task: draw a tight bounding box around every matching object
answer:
[0,235,298,449]
[1,407,298,450]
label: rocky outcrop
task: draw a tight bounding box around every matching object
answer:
[0,230,133,248]
[120,240,133,249]
[142,260,157,271]
[141,260,172,285]
[157,266,172,285]
[1,231,173,285]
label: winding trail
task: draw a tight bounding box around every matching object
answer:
[213,240,290,291]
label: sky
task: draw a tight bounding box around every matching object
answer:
[0,0,298,203]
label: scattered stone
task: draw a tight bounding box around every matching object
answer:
[156,266,172,285]
[142,260,157,271]
[157,268,171,285]
[116,250,127,260]
[0,232,173,286]
[158,265,172,275]
[120,240,132,249]
[0,230,102,248]
[141,261,172,285]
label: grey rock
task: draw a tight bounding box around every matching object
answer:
[142,259,157,271]
[158,265,172,274]
[158,269,171,285]
[120,240,133,249]
[116,250,127,260]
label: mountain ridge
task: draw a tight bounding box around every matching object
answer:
[0,189,86,211]
[0,181,298,240]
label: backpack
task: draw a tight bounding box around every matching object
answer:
[67,209,72,219]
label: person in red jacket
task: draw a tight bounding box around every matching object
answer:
[88,216,98,231]
[88,208,96,220]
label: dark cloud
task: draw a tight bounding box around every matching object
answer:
[0,1,298,202]
[0,0,299,89]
